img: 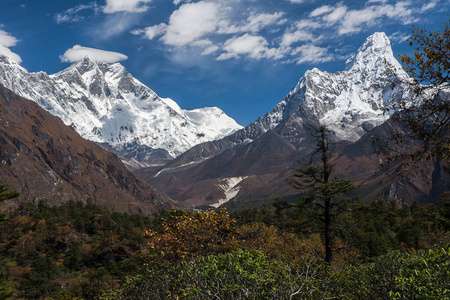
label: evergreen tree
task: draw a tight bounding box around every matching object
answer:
[0,184,20,201]
[383,17,450,163]
[290,126,355,264]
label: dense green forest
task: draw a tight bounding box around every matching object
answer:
[0,197,448,299]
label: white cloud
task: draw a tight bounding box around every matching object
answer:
[173,0,192,5]
[309,2,414,35]
[289,0,307,3]
[292,44,333,64]
[341,3,413,34]
[55,3,100,23]
[294,19,322,30]
[280,19,321,47]
[389,31,410,43]
[322,5,347,24]
[280,31,315,47]
[221,12,286,34]
[0,30,22,63]
[201,45,219,55]
[103,0,153,14]
[218,34,284,60]
[134,1,286,62]
[421,1,438,12]
[60,45,128,63]
[137,23,167,40]
[162,1,221,46]
[0,30,18,48]
[95,13,141,40]
[310,5,333,17]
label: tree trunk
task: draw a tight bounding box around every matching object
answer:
[324,198,332,264]
[321,126,332,264]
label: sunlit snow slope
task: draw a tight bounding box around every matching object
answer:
[248,32,411,142]
[0,56,242,158]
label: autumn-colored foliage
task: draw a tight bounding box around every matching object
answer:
[146,209,238,262]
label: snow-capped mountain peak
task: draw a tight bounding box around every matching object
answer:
[216,32,411,147]
[345,32,407,79]
[0,55,242,159]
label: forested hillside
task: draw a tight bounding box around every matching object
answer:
[0,198,448,299]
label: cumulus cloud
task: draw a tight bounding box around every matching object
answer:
[341,3,412,34]
[218,34,268,60]
[128,0,435,64]
[218,34,284,60]
[0,30,22,63]
[103,0,153,14]
[322,5,347,24]
[201,45,219,56]
[280,19,322,48]
[281,30,315,47]
[162,1,221,46]
[133,0,286,61]
[292,44,333,64]
[60,45,128,63]
[308,2,414,35]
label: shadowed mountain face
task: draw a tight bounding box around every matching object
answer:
[0,84,170,214]
[135,34,449,210]
[141,111,449,210]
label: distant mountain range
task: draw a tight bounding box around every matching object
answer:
[0,55,242,166]
[1,32,448,211]
[0,84,170,214]
[136,33,449,209]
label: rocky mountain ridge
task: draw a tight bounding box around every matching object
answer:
[163,32,412,170]
[0,55,242,161]
[138,32,441,209]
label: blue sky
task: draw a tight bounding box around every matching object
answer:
[0,0,449,126]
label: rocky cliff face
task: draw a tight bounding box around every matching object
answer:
[0,56,242,160]
[0,84,170,214]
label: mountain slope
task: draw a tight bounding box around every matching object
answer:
[162,32,411,170]
[0,56,242,160]
[0,84,170,214]
[138,32,432,208]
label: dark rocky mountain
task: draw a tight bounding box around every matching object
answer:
[141,105,449,209]
[332,92,450,205]
[0,84,171,214]
[134,33,448,209]
[157,32,411,171]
